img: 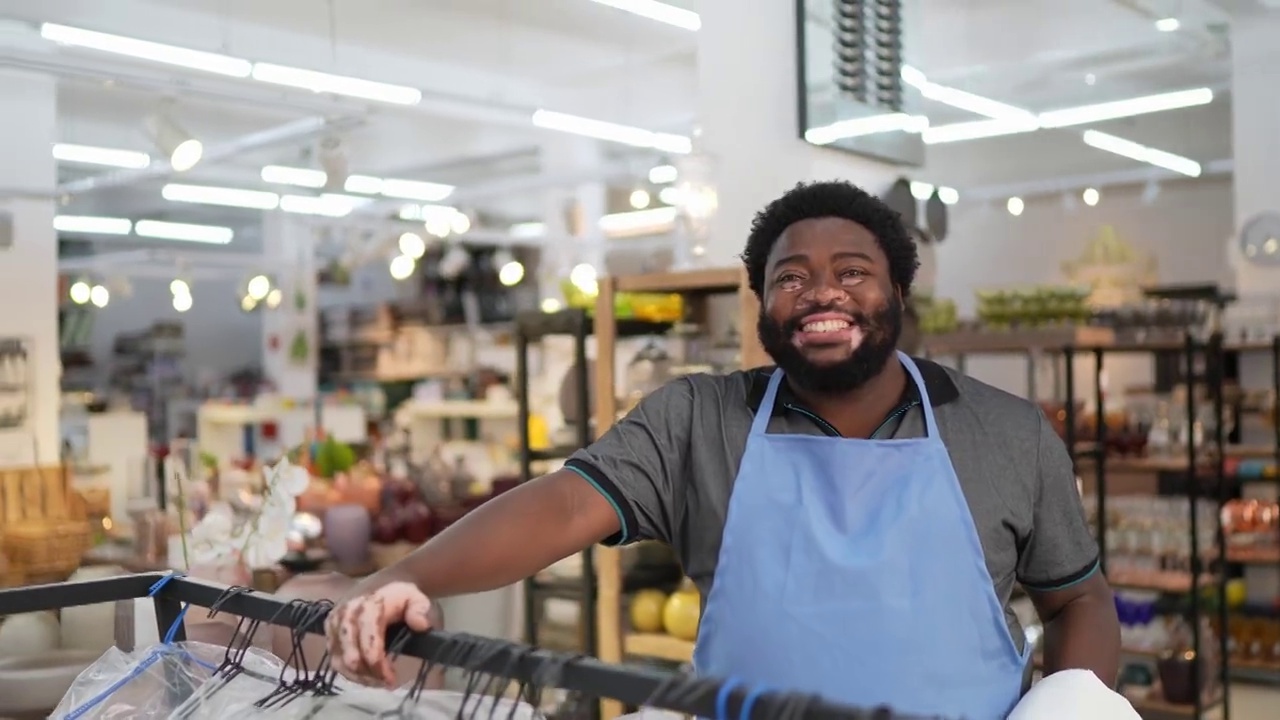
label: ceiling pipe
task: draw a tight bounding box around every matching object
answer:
[962,157,1233,202]
[56,115,363,196]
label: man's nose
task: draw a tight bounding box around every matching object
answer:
[802,281,848,306]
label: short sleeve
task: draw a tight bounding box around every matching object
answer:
[563,377,695,547]
[1016,412,1101,590]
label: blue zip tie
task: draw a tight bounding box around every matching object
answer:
[738,686,770,720]
[716,677,743,720]
[148,571,184,596]
[148,571,190,646]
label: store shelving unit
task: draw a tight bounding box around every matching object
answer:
[922,328,1280,719]
[514,308,598,670]
[1222,335,1280,688]
[591,267,768,720]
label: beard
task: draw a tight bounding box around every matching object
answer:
[757,295,903,394]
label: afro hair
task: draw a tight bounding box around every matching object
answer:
[740,180,919,299]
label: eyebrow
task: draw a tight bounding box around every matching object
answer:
[772,250,877,268]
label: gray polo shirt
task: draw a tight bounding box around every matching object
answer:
[566,358,1099,651]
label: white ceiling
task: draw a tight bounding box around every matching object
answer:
[0,0,1270,249]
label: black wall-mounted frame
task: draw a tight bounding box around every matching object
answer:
[795,0,924,167]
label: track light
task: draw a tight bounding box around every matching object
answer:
[146,113,203,172]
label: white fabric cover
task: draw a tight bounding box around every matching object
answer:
[1008,670,1141,720]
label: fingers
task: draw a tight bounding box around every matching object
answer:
[324,582,435,689]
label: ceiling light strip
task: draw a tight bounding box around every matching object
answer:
[40,23,421,106]
[1081,130,1202,177]
[52,215,233,244]
[40,22,253,77]
[134,220,234,244]
[53,215,133,235]
[532,109,692,154]
[52,143,152,169]
[261,166,455,202]
[586,0,701,31]
[1039,88,1214,128]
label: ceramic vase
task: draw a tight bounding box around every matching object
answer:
[324,504,372,569]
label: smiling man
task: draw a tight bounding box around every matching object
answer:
[326,180,1119,720]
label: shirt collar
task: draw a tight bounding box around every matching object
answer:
[745,356,959,416]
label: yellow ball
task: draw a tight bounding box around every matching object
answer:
[662,587,701,641]
[629,590,667,634]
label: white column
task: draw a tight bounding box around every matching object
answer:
[0,70,59,467]
[1228,10,1280,296]
[696,0,901,265]
[260,212,318,402]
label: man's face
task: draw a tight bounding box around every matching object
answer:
[756,217,903,394]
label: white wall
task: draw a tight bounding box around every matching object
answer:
[90,277,262,385]
[931,176,1235,399]
[0,70,59,467]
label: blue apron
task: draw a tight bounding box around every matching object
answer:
[693,353,1030,720]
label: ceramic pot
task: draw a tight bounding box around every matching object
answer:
[0,613,60,656]
[0,649,100,715]
[324,504,372,569]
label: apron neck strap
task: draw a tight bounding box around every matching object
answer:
[897,351,940,439]
[752,354,941,439]
[749,369,786,436]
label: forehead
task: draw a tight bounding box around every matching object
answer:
[765,217,884,267]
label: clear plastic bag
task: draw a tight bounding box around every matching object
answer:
[163,644,285,719]
[52,641,224,719]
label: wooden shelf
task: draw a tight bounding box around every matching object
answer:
[1130,689,1223,718]
[593,267,762,720]
[613,267,743,294]
[623,633,695,663]
[403,399,518,419]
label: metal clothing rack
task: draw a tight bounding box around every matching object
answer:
[0,572,929,720]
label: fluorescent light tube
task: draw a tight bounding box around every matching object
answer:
[923,118,1038,144]
[1082,130,1202,177]
[586,0,701,30]
[40,23,252,77]
[135,220,234,244]
[805,113,928,145]
[1039,88,1213,128]
[532,110,692,154]
[376,178,455,202]
[251,63,422,106]
[261,165,327,188]
[509,222,546,238]
[279,193,369,217]
[162,183,281,210]
[899,65,1037,123]
[598,206,678,236]
[345,175,385,195]
[52,143,151,169]
[53,215,132,235]
[648,165,678,184]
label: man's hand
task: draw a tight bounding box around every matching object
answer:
[321,470,623,685]
[326,581,435,687]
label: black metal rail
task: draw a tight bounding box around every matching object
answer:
[0,572,930,720]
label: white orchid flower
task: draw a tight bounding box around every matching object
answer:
[241,525,290,569]
[265,457,312,498]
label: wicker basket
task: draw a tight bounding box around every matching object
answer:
[0,465,93,583]
[3,520,91,580]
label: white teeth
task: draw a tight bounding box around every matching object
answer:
[802,320,850,333]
